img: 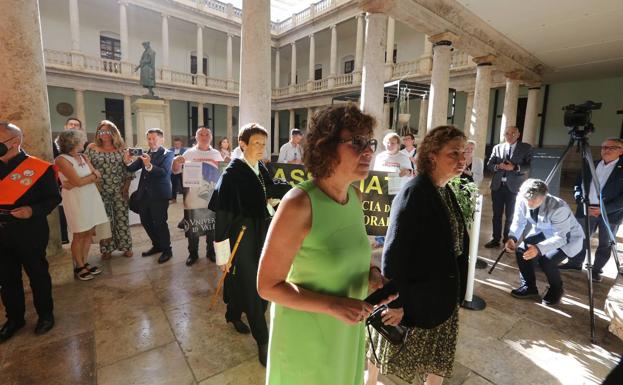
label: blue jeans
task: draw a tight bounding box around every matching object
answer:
[566,215,619,273]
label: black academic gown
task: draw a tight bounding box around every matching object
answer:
[208,158,290,345]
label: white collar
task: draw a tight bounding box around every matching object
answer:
[243,155,260,175]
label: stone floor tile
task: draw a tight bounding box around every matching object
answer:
[1,331,95,385]
[97,342,194,385]
[197,358,265,385]
[165,299,257,381]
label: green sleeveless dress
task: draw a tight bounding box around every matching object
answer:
[266,180,371,385]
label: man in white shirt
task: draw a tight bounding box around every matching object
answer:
[400,133,417,170]
[172,127,223,266]
[560,138,623,282]
[277,128,303,164]
[374,132,412,176]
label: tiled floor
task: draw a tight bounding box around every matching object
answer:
[0,187,621,385]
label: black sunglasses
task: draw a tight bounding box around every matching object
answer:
[339,136,377,153]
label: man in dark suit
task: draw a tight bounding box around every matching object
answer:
[125,128,174,264]
[560,138,623,282]
[485,126,532,248]
[169,137,187,202]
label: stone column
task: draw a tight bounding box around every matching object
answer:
[123,95,134,146]
[329,24,337,88]
[307,107,313,130]
[426,32,456,132]
[500,73,520,142]
[274,48,280,88]
[464,90,474,134]
[308,33,315,91]
[290,41,297,87]
[360,13,387,148]
[273,110,280,155]
[418,97,428,135]
[469,56,495,161]
[226,33,234,90]
[385,16,395,80]
[164,99,172,147]
[289,109,295,129]
[0,0,70,282]
[197,102,204,128]
[354,14,364,83]
[161,14,169,68]
[196,24,204,84]
[419,35,433,73]
[119,1,130,73]
[383,103,391,130]
[75,89,86,131]
[239,0,272,152]
[69,0,80,52]
[226,104,233,144]
[523,85,541,146]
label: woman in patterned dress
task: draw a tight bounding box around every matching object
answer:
[366,126,469,385]
[84,120,134,259]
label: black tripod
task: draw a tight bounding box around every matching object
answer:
[489,131,620,343]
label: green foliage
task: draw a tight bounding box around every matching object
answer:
[448,177,479,228]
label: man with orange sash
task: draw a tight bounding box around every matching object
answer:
[0,122,61,343]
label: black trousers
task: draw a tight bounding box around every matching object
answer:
[170,174,183,200]
[225,295,268,346]
[0,221,54,322]
[139,198,171,252]
[58,205,69,243]
[516,249,567,290]
[491,184,517,241]
[187,231,215,256]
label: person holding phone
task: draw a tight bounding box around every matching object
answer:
[258,105,393,385]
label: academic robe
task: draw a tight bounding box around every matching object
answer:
[208,158,290,343]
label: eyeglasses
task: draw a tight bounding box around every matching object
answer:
[98,130,112,136]
[338,136,377,153]
[601,146,622,151]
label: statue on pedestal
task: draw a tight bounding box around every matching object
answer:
[135,41,157,97]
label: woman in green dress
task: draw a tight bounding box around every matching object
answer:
[84,120,133,259]
[258,104,393,385]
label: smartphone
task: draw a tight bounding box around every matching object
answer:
[365,281,399,305]
[128,148,143,156]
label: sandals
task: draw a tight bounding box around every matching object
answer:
[74,266,94,281]
[84,263,102,275]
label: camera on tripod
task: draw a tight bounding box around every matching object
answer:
[562,100,602,138]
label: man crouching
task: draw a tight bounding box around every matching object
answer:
[506,179,584,305]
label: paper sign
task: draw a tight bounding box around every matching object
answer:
[182,162,203,188]
[214,238,231,266]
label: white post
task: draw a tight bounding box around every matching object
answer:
[469,57,495,161]
[308,33,315,91]
[360,13,387,149]
[196,24,204,84]
[385,16,395,80]
[75,89,86,131]
[69,0,80,52]
[289,109,295,130]
[124,95,134,146]
[463,194,486,310]
[523,86,541,146]
[290,41,297,86]
[239,0,272,154]
[273,110,280,155]
[275,48,280,88]
[197,103,204,127]
[500,76,520,143]
[329,24,337,88]
[354,14,364,83]
[426,34,455,131]
[226,33,233,89]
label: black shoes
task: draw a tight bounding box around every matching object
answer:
[34,315,55,335]
[228,319,250,334]
[592,273,603,283]
[542,286,564,306]
[0,319,26,343]
[186,253,198,266]
[207,249,216,263]
[476,258,488,269]
[142,247,162,257]
[158,250,173,264]
[258,343,268,367]
[559,263,582,271]
[510,285,540,300]
[484,239,500,249]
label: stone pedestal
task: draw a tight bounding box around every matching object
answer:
[0,0,72,286]
[133,98,168,148]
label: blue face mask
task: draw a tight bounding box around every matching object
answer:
[0,136,16,157]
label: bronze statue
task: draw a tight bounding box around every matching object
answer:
[135,41,156,97]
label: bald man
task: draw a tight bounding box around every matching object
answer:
[0,122,61,343]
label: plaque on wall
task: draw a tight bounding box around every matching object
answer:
[56,102,74,116]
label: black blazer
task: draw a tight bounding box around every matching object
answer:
[574,156,623,225]
[126,146,174,200]
[382,173,469,329]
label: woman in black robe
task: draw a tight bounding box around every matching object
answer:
[208,123,289,366]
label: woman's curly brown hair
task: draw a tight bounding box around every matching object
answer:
[416,125,466,174]
[303,104,376,179]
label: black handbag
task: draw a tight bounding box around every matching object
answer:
[366,305,409,364]
[128,190,143,213]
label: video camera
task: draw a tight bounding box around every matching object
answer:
[562,101,602,138]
